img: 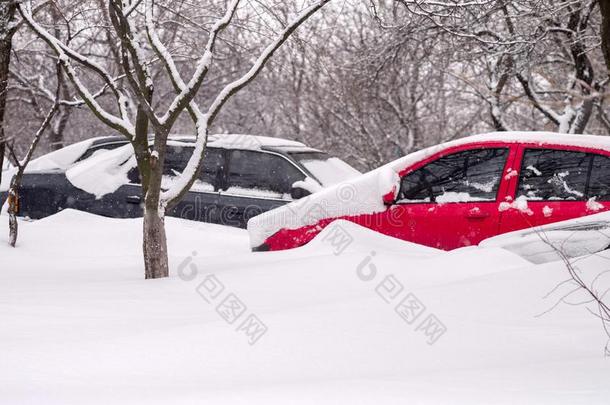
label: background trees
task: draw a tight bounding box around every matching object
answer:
[4,1,610,173]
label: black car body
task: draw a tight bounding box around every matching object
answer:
[1,134,360,228]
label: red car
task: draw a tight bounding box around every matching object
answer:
[247,132,610,252]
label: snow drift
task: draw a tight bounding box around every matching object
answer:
[1,210,609,404]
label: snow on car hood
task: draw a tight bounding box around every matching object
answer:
[1,138,101,192]
[247,160,403,249]
[247,131,610,248]
[28,138,101,172]
[66,144,137,199]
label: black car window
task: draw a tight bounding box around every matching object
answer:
[225,150,305,196]
[517,149,589,201]
[588,154,610,201]
[199,148,225,186]
[129,147,225,190]
[163,145,191,176]
[164,146,225,192]
[398,148,508,203]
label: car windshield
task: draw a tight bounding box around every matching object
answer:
[289,152,360,186]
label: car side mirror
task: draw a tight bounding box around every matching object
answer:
[290,186,311,200]
[379,169,400,206]
[382,189,396,206]
[127,167,141,184]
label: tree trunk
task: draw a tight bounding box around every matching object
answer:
[143,206,169,279]
[142,127,169,279]
[0,3,16,193]
[142,159,169,278]
[47,7,69,151]
[600,0,610,75]
[7,188,17,247]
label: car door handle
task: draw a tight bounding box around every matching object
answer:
[466,210,490,219]
[126,195,142,204]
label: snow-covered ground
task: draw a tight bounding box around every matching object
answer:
[1,210,609,404]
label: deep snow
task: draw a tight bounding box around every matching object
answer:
[1,210,609,404]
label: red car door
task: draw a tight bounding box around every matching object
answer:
[387,143,518,250]
[499,145,610,234]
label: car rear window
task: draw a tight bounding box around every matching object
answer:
[517,149,598,201]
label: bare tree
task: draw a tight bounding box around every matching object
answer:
[369,0,609,136]
[18,0,331,278]
[0,0,17,196]
[5,62,61,246]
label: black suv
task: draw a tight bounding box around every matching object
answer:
[1,134,360,228]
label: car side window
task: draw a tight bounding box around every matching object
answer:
[588,154,610,201]
[225,150,305,197]
[198,148,225,187]
[163,146,191,176]
[164,146,225,192]
[398,148,508,203]
[129,147,225,191]
[517,149,589,201]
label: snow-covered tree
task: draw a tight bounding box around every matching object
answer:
[18,0,331,278]
[0,1,17,197]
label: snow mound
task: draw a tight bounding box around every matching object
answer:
[305,219,441,257]
[1,211,609,404]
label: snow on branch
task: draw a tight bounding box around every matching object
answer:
[395,0,497,17]
[108,0,159,127]
[160,0,332,207]
[205,0,333,125]
[17,1,135,137]
[10,68,115,108]
[144,0,207,123]
[516,73,562,126]
[156,0,241,128]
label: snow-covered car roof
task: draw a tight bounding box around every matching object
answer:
[1,137,106,192]
[247,131,610,248]
[458,131,610,151]
[169,134,317,152]
[19,134,316,174]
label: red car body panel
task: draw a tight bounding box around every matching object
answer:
[256,138,610,252]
